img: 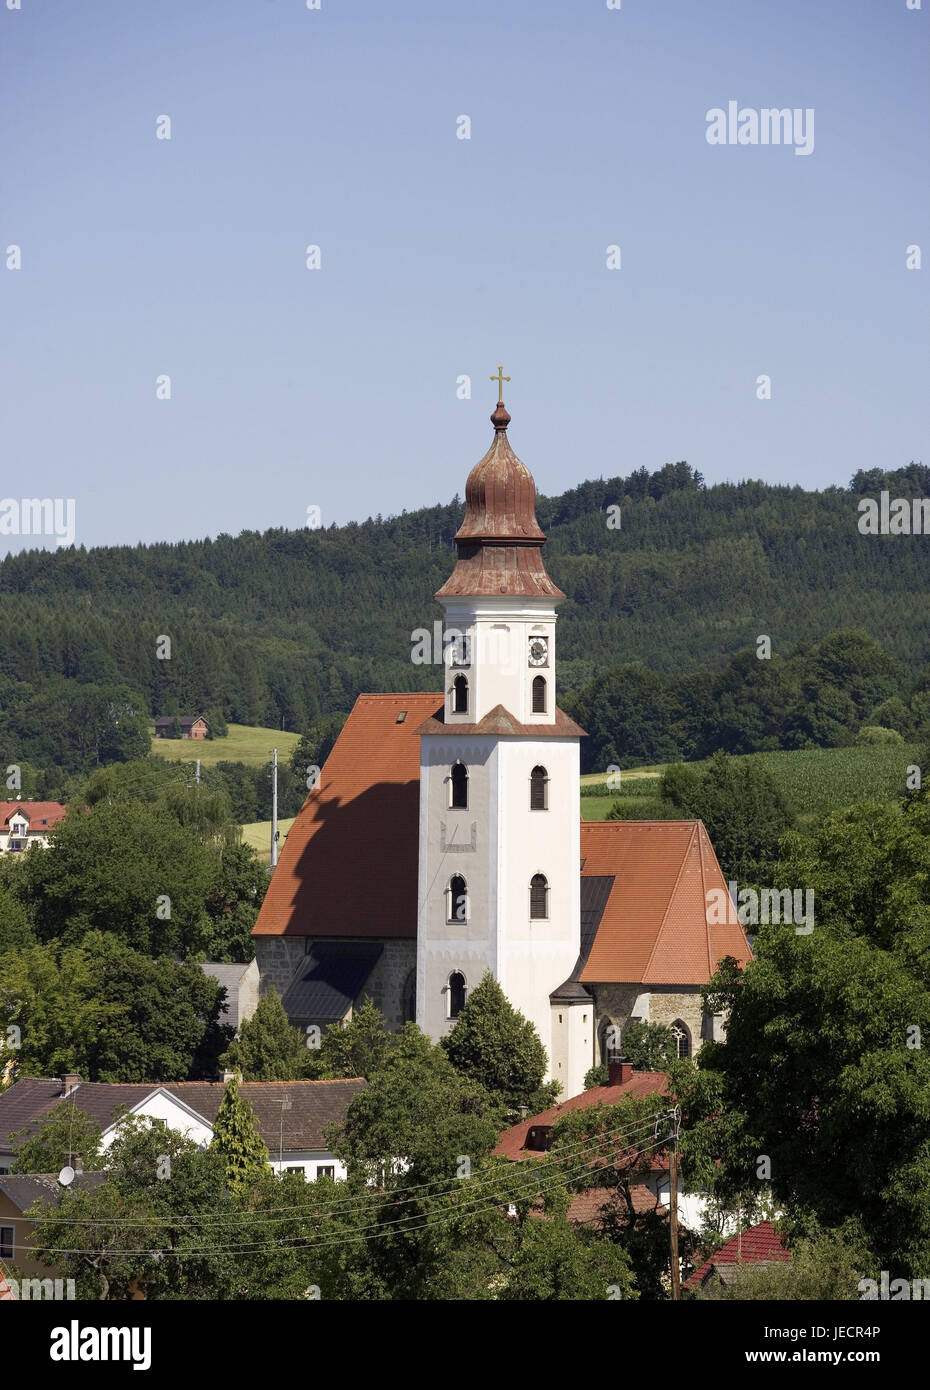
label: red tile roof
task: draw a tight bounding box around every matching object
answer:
[579,821,752,985]
[252,694,441,939]
[494,1072,668,1161]
[0,802,66,830]
[686,1221,790,1289]
[567,1184,669,1228]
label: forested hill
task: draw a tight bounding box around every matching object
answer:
[1,461,929,737]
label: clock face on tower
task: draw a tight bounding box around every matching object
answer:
[528,636,549,667]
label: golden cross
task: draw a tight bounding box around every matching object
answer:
[490,364,510,401]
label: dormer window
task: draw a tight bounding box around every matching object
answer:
[452,674,469,715]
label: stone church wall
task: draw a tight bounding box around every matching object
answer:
[592,983,706,1060]
[255,935,417,1034]
[254,936,305,999]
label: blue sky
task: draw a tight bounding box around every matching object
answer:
[1,0,927,552]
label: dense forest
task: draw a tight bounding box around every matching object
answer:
[1,460,928,782]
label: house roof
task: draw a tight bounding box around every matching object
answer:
[154,715,206,729]
[578,821,752,985]
[566,1184,670,1228]
[415,702,585,739]
[686,1221,791,1289]
[0,802,66,830]
[0,1171,107,1213]
[280,942,384,1022]
[252,693,441,940]
[166,1079,366,1151]
[200,962,250,1027]
[0,1077,367,1157]
[494,1072,668,1161]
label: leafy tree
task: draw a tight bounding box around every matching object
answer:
[659,751,793,883]
[619,1019,677,1071]
[441,973,556,1113]
[685,798,930,1275]
[289,713,348,780]
[584,1064,608,1090]
[221,987,312,1081]
[210,1076,269,1194]
[334,1024,501,1186]
[316,998,394,1080]
[10,1101,103,1174]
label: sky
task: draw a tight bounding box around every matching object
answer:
[1,0,928,553]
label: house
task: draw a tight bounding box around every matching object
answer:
[253,392,752,1098]
[0,802,66,853]
[0,1172,106,1280]
[200,960,260,1034]
[0,1074,365,1182]
[685,1220,791,1292]
[493,1060,711,1234]
[154,715,208,740]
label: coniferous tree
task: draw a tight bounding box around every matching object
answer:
[210,1076,269,1193]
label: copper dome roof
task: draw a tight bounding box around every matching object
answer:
[435,400,565,600]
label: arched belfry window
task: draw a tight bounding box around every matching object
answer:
[530,765,549,811]
[447,874,468,923]
[532,675,547,714]
[530,873,549,920]
[448,971,466,1019]
[671,1020,691,1060]
[452,674,468,715]
[450,762,468,809]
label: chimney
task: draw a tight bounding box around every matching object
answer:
[58,1073,81,1098]
[607,1059,633,1087]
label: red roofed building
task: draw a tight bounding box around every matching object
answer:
[252,391,751,1093]
[685,1220,791,1292]
[0,802,66,854]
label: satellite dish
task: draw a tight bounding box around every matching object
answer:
[58,1166,75,1187]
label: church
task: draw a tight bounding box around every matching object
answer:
[252,388,751,1099]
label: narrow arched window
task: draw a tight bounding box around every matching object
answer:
[448,971,466,1018]
[530,765,548,811]
[450,762,468,809]
[671,1021,691,1060]
[453,674,468,714]
[530,873,549,920]
[448,874,468,923]
[532,675,547,713]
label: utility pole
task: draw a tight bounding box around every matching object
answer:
[667,1105,682,1300]
[270,747,279,869]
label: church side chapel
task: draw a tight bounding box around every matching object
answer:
[252,381,751,1099]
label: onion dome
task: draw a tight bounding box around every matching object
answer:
[435,394,565,600]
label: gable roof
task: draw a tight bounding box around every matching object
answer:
[0,1077,367,1158]
[200,961,252,1028]
[0,802,66,830]
[253,693,441,940]
[686,1221,790,1289]
[154,715,206,729]
[494,1071,668,1161]
[165,1079,366,1150]
[578,821,752,985]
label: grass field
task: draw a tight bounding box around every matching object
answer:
[579,743,920,824]
[151,723,302,767]
[241,817,296,860]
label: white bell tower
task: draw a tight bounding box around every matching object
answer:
[415,387,587,1096]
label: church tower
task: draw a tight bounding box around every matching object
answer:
[415,381,587,1094]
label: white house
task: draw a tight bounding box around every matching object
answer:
[0,1075,365,1183]
[0,802,66,853]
